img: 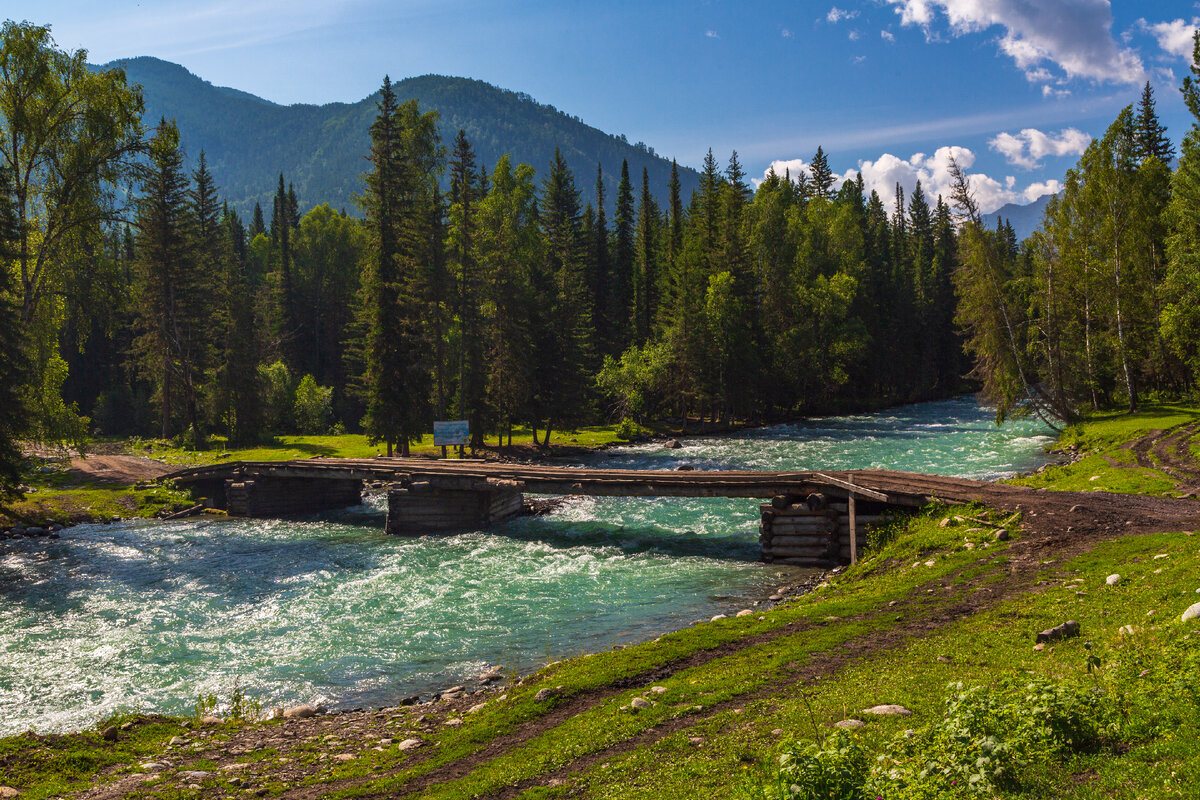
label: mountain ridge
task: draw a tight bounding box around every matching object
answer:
[97,56,702,219]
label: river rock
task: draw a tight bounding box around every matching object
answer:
[863,704,912,716]
[631,697,652,709]
[1106,574,1121,586]
[468,702,487,714]
[283,705,317,719]
[736,609,753,617]
[664,439,683,449]
[835,719,865,729]
[140,762,164,771]
[399,738,423,751]
[444,718,463,727]
[1036,620,1080,643]
[101,725,118,741]
[169,735,186,745]
[534,687,558,702]
[710,614,728,621]
[649,686,668,694]
[994,529,1010,541]
[768,594,783,601]
[0,787,20,798]
[334,754,355,762]
[179,771,211,780]
[478,671,503,684]
[1182,602,1200,622]
[1119,625,1137,636]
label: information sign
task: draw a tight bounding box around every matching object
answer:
[433,420,470,446]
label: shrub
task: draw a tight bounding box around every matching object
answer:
[293,374,333,434]
[750,730,869,800]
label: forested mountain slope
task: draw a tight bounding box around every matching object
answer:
[99,57,700,216]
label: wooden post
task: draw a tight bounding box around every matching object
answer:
[848,493,857,565]
[441,445,448,459]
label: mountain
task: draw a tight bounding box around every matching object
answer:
[99,57,701,219]
[980,193,1052,241]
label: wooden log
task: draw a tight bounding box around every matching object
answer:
[766,545,830,558]
[769,534,830,547]
[849,493,857,565]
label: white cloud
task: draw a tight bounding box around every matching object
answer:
[706,29,720,39]
[882,0,1144,86]
[849,30,861,41]
[827,6,859,24]
[758,145,1058,213]
[1140,18,1199,60]
[782,27,794,38]
[881,29,896,42]
[988,127,1091,169]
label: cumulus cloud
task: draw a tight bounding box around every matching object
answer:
[988,127,1091,169]
[827,6,859,24]
[782,27,794,38]
[882,0,1144,86]
[758,146,1059,213]
[1140,18,1199,60]
[881,29,896,42]
[705,29,720,39]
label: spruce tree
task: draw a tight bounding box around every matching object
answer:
[0,165,25,499]
[633,167,660,344]
[810,146,834,200]
[133,119,196,440]
[250,202,266,239]
[218,207,263,443]
[590,164,610,352]
[358,79,442,455]
[1135,81,1175,163]
[609,159,636,356]
[447,130,487,447]
[533,149,592,445]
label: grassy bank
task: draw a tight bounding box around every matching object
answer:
[2,406,1199,799]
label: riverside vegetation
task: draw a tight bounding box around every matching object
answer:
[1,408,1198,799]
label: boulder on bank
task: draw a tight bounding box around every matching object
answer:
[864,704,911,716]
[1036,620,1081,644]
[283,704,318,719]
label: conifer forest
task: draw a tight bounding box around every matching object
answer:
[5,19,1200,492]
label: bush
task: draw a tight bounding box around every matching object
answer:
[748,730,869,800]
[293,374,333,434]
[258,360,294,432]
[616,417,650,440]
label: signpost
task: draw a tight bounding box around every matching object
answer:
[433,420,470,458]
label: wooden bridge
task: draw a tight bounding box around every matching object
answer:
[165,459,1015,566]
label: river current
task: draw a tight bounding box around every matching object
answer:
[0,398,1051,735]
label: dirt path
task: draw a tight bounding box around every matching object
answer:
[66,455,174,485]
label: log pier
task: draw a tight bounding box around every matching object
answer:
[167,460,998,566]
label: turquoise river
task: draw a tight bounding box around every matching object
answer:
[0,398,1052,735]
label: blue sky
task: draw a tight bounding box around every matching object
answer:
[24,0,1200,212]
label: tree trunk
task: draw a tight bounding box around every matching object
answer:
[387,440,393,457]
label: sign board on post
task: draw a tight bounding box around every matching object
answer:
[433,420,470,446]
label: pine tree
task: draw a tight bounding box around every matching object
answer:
[475,157,536,446]
[133,119,198,440]
[609,159,636,355]
[810,146,834,200]
[217,207,263,444]
[0,165,25,499]
[632,167,660,344]
[250,202,266,239]
[590,164,610,353]
[271,174,297,367]
[1135,81,1175,163]
[447,130,487,447]
[358,78,442,455]
[533,149,592,445]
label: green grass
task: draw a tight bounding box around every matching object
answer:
[0,715,190,800]
[1009,403,1200,495]
[0,484,191,528]
[118,424,645,467]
